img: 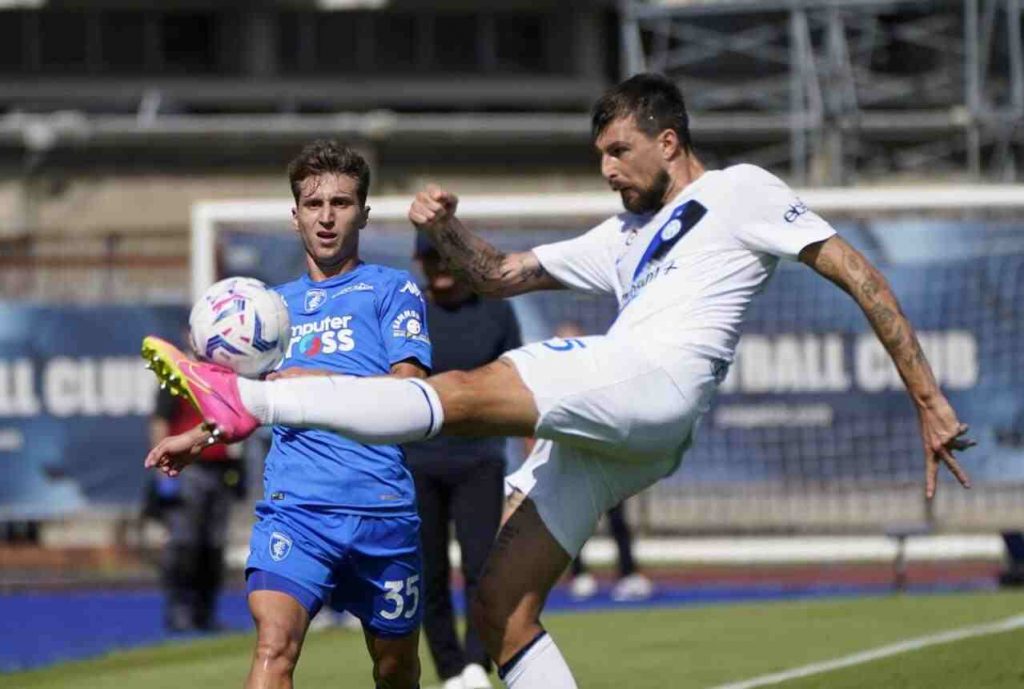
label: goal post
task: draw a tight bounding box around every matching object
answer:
[191,185,1024,534]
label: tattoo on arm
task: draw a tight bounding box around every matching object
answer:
[432,218,555,296]
[804,236,939,401]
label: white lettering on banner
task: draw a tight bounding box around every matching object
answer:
[854,330,977,392]
[42,357,156,418]
[720,334,850,393]
[720,331,978,394]
[714,404,834,428]
[0,359,41,417]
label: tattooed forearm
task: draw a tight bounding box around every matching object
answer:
[429,216,559,297]
[802,236,940,404]
[433,221,508,293]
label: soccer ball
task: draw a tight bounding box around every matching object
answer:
[189,277,290,378]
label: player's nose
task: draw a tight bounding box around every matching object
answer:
[600,154,617,181]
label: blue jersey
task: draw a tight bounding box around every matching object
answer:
[263,263,432,515]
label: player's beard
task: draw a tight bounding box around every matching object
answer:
[621,169,671,214]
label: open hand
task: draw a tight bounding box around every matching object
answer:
[918,396,976,499]
[144,423,219,477]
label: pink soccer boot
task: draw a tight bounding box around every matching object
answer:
[141,336,260,443]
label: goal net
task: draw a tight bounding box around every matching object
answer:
[193,186,1024,534]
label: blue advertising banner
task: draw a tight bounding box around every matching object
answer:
[0,306,186,519]
[4,218,1021,519]
[676,220,1024,487]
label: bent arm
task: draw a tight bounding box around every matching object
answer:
[799,235,936,403]
[430,216,564,298]
[390,361,428,379]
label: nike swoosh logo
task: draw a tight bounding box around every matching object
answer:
[178,360,216,396]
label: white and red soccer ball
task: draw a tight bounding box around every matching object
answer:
[189,277,290,378]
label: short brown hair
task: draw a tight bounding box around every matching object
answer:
[287,139,371,205]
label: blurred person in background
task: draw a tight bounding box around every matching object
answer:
[145,330,245,633]
[567,502,651,602]
[406,230,523,689]
[552,321,652,603]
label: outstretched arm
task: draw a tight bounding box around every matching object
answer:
[799,235,975,498]
[145,423,216,477]
[408,185,564,297]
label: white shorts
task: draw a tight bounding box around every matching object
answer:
[502,335,722,555]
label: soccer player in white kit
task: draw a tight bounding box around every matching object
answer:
[144,74,974,689]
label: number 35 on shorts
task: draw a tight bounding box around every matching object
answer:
[379,574,420,621]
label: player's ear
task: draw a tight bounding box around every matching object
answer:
[290,206,299,233]
[658,129,681,160]
[359,204,371,230]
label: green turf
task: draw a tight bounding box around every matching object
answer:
[4,591,1024,689]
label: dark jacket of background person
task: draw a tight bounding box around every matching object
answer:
[404,234,523,683]
[146,387,245,632]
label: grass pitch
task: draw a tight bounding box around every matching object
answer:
[5,590,1023,689]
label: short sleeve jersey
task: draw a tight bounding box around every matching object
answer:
[532,164,836,362]
[264,263,432,515]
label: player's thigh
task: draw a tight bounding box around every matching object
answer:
[475,493,570,633]
[503,335,720,458]
[428,358,539,437]
[506,438,677,557]
[248,590,311,659]
[246,509,334,615]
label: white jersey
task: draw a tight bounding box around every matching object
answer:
[532,164,836,363]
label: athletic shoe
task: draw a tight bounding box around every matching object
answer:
[569,572,598,600]
[461,663,492,689]
[141,336,259,442]
[611,573,654,602]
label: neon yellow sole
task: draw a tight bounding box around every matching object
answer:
[140,336,201,412]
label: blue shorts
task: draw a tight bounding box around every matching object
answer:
[246,504,422,638]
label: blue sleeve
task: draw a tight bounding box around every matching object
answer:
[378,272,432,371]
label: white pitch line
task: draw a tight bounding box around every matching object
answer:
[709,613,1024,689]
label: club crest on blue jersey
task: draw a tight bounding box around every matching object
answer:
[304,288,328,314]
[269,531,293,561]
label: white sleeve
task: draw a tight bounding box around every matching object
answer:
[730,165,837,260]
[531,218,619,295]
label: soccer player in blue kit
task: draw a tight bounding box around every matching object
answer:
[242,140,431,689]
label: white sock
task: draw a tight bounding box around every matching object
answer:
[237,375,444,444]
[499,632,577,689]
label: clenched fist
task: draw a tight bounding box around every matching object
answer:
[408,184,459,233]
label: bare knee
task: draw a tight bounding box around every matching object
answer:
[470,572,527,663]
[369,639,420,689]
[373,655,419,689]
[253,621,303,678]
